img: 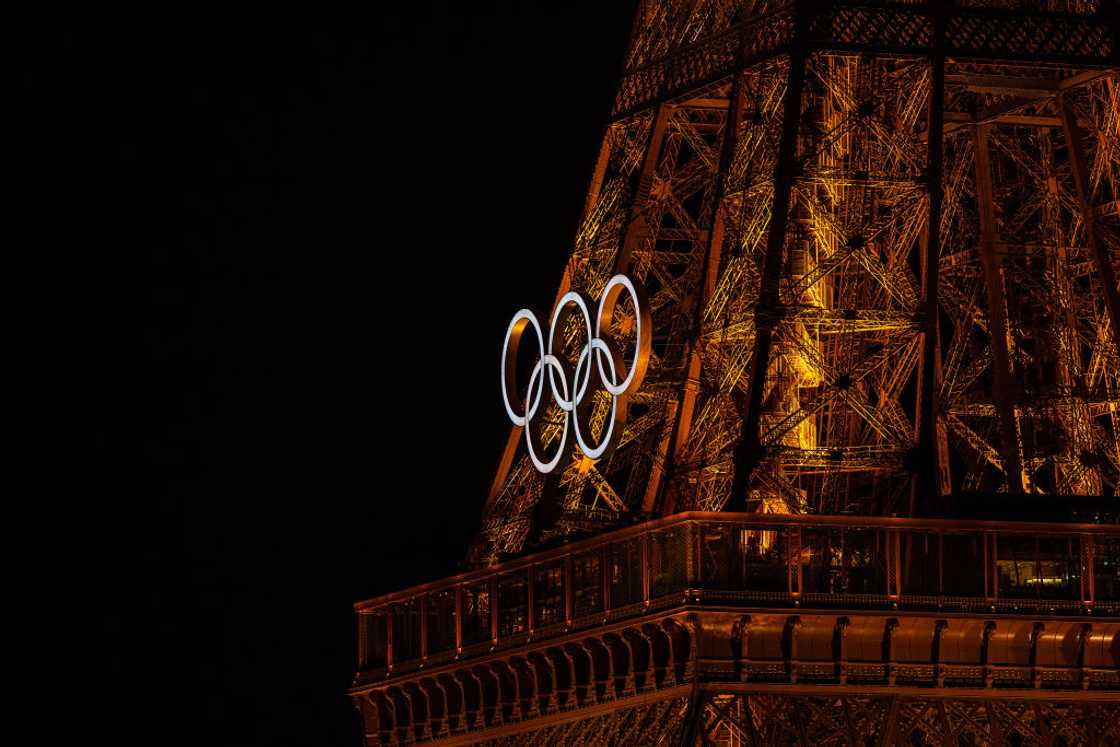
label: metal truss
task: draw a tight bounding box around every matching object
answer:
[359,688,1120,746]
[469,0,1120,565]
[355,4,1120,744]
[682,690,1120,747]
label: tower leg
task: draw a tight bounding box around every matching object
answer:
[730,5,811,512]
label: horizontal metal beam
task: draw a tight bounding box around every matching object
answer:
[945,73,1058,96]
[704,682,1120,703]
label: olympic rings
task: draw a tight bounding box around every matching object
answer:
[501,274,651,473]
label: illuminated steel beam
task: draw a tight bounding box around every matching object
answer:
[730,3,811,513]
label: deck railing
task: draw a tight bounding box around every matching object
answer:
[355,512,1119,675]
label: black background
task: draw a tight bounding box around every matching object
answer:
[39,5,636,745]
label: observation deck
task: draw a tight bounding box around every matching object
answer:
[351,513,1119,744]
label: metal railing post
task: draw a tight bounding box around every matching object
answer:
[490,575,499,644]
[527,563,536,634]
[642,531,651,606]
[601,544,612,613]
[455,585,463,654]
[420,595,428,662]
[386,606,394,671]
[564,553,574,624]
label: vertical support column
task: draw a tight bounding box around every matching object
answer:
[741,694,761,745]
[420,595,429,662]
[973,123,1027,494]
[485,430,524,511]
[601,544,612,613]
[657,73,749,515]
[730,3,811,511]
[984,701,1006,745]
[357,610,369,671]
[881,697,901,747]
[984,532,998,606]
[1082,535,1096,609]
[701,72,747,303]
[387,606,395,671]
[915,0,948,513]
[982,532,990,601]
[583,133,613,219]
[564,553,574,624]
[642,399,678,514]
[613,104,674,275]
[886,529,902,601]
[687,521,699,587]
[490,576,499,644]
[527,563,536,634]
[642,531,652,606]
[455,585,463,654]
[1043,126,1089,494]
[788,526,803,599]
[982,532,990,603]
[1059,94,1120,348]
[937,533,944,595]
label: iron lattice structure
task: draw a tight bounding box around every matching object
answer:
[352,1,1120,744]
[473,0,1120,563]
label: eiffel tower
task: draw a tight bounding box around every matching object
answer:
[352,2,1120,744]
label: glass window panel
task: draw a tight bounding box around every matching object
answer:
[498,572,528,637]
[800,527,885,595]
[533,562,565,627]
[700,524,734,589]
[1095,536,1120,602]
[461,582,492,646]
[426,590,456,655]
[901,531,940,595]
[392,599,421,663]
[994,530,1079,600]
[739,526,787,592]
[651,525,689,598]
[994,534,1079,600]
[573,551,603,618]
[941,533,985,597]
[1036,535,1079,600]
[842,527,886,594]
[362,611,389,669]
[800,527,837,594]
[610,539,643,608]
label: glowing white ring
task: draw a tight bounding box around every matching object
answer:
[596,274,648,396]
[547,291,594,406]
[524,355,570,473]
[572,338,619,460]
[500,274,650,473]
[501,309,544,427]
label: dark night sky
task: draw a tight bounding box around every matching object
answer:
[41,5,636,745]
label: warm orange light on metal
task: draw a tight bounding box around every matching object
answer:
[475,2,1120,565]
[354,1,1120,743]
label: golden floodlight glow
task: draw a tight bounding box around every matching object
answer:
[355,3,1120,742]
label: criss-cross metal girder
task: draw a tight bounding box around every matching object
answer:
[472,0,1120,565]
[352,3,1120,742]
